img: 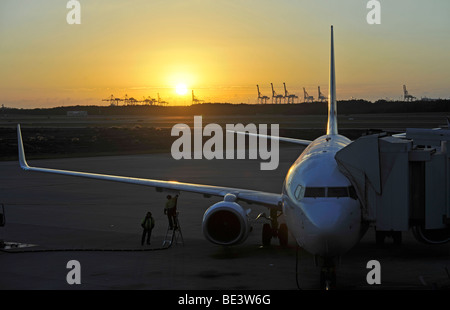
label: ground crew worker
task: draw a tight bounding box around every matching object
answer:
[164,194,178,230]
[141,211,155,245]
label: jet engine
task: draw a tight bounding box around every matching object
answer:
[412,225,450,244]
[202,194,251,246]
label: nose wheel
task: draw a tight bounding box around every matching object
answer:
[320,266,336,290]
[319,258,337,290]
[296,251,338,290]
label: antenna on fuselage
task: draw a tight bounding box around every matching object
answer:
[327,25,338,136]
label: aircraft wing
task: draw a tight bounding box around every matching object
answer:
[17,125,282,208]
[226,130,312,146]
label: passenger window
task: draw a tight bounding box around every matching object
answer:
[327,187,348,198]
[304,187,326,198]
[294,185,305,200]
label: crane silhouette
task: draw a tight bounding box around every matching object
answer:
[102,94,123,106]
[283,83,298,104]
[318,86,327,102]
[157,93,168,106]
[192,90,204,104]
[303,88,314,102]
[271,83,284,104]
[403,85,416,101]
[257,85,270,104]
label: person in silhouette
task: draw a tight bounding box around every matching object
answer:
[164,194,178,230]
[141,211,155,245]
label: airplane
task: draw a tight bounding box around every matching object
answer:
[16,26,364,290]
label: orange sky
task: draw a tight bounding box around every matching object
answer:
[1,0,450,108]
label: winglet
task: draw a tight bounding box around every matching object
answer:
[327,25,338,135]
[17,124,30,170]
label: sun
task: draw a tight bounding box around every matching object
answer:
[175,83,188,95]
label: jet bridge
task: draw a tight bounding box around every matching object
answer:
[335,128,450,245]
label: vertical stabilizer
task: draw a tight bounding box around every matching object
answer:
[327,25,338,135]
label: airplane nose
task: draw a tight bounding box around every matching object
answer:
[303,201,343,233]
[299,199,361,256]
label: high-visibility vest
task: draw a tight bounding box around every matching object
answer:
[142,217,155,230]
[165,197,177,210]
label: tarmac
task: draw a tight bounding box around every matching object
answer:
[1,145,449,290]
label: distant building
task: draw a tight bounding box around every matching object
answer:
[67,111,88,117]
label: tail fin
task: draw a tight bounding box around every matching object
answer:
[327,25,338,135]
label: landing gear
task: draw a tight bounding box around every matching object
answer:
[262,223,288,246]
[297,253,339,290]
[320,266,337,290]
[262,223,272,246]
[278,224,288,246]
[259,209,288,246]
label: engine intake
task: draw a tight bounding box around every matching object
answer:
[202,201,251,246]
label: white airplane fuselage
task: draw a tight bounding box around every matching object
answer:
[282,133,363,258]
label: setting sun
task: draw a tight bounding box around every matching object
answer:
[1,1,450,108]
[175,83,188,95]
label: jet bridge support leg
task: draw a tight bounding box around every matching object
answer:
[375,230,402,246]
[0,204,5,249]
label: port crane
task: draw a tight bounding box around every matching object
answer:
[102,94,123,106]
[142,96,157,105]
[318,86,327,102]
[157,93,168,106]
[192,90,204,104]
[271,83,284,104]
[283,83,298,104]
[403,85,416,101]
[256,85,270,104]
[303,87,314,102]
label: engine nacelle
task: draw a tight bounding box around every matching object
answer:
[412,225,450,244]
[202,198,251,246]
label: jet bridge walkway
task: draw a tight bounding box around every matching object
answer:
[335,128,450,245]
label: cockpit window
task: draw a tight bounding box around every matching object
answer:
[327,187,349,198]
[294,184,305,200]
[304,187,326,198]
[301,186,358,199]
